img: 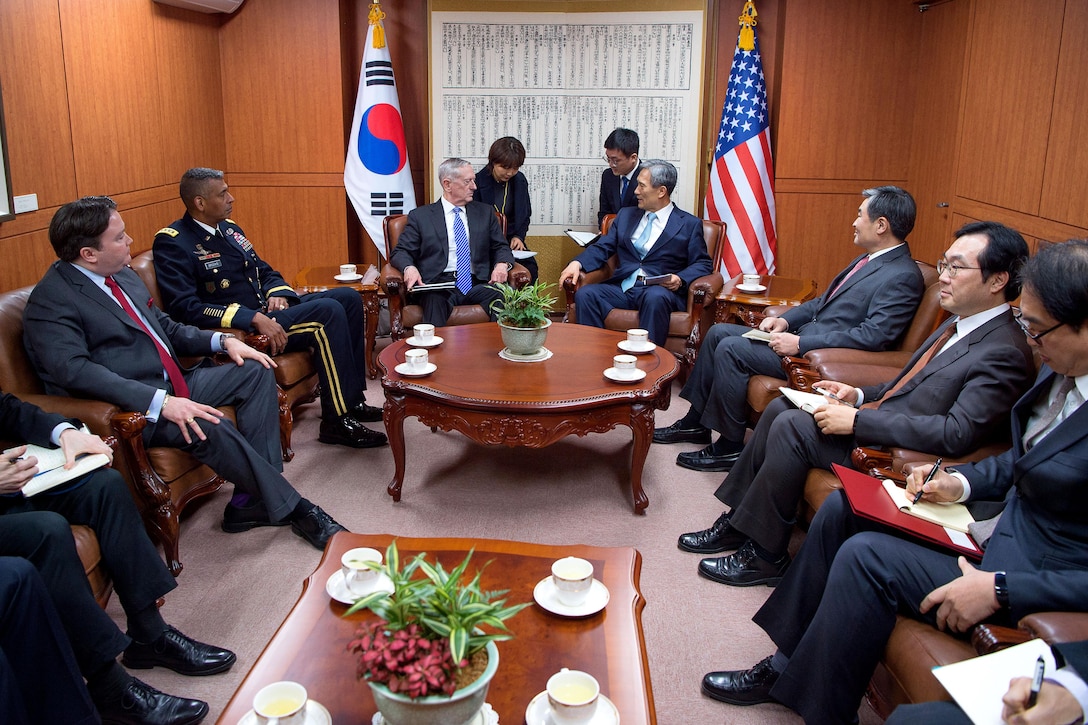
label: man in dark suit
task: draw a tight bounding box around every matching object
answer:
[701,240,1088,724]
[680,221,1035,586]
[389,157,516,327]
[560,159,712,346]
[152,168,385,449]
[0,392,231,724]
[22,196,346,550]
[655,185,925,471]
[597,127,641,227]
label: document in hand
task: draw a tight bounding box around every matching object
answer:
[564,230,600,247]
[779,387,830,414]
[5,435,111,498]
[741,328,774,342]
[881,479,976,533]
[407,281,457,294]
[931,638,1056,725]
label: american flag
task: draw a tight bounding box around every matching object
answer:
[704,2,777,276]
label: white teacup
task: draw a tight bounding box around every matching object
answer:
[626,328,649,347]
[253,680,308,724]
[552,556,594,607]
[405,349,428,371]
[612,354,638,377]
[413,323,435,342]
[546,668,600,724]
[340,263,357,277]
[341,547,382,595]
[742,273,762,287]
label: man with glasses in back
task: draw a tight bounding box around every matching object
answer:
[598,127,641,227]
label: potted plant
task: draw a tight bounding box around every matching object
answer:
[490,280,557,356]
[345,541,530,725]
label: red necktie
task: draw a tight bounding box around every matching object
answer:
[828,256,869,298]
[104,276,191,398]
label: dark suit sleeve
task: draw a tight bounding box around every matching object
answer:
[508,172,531,241]
[390,211,426,274]
[597,170,612,228]
[0,393,69,448]
[574,215,623,272]
[672,216,712,286]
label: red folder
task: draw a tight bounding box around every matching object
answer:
[833,463,982,561]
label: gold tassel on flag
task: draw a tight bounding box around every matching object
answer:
[738,0,758,52]
[368,2,386,49]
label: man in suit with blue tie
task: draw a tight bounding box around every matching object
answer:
[597,127,641,227]
[561,159,712,347]
[701,239,1088,723]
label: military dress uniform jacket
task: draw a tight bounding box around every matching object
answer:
[153,213,299,331]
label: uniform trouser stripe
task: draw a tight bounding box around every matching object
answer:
[286,322,347,416]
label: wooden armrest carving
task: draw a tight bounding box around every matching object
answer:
[782,356,823,392]
[972,624,1032,654]
[850,447,904,482]
[108,411,171,511]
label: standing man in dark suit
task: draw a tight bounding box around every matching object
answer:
[655,185,925,471]
[152,168,385,449]
[560,159,712,346]
[389,158,516,327]
[701,240,1088,724]
[597,127,641,227]
[680,221,1034,586]
[23,196,346,549]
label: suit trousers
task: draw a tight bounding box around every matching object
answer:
[679,323,787,442]
[753,491,993,723]
[149,360,300,522]
[884,701,971,724]
[714,396,856,555]
[0,469,176,673]
[0,558,97,725]
[416,276,504,328]
[272,287,367,419]
[573,282,685,346]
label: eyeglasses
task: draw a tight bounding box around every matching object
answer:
[603,154,630,167]
[1013,308,1063,342]
[936,259,981,278]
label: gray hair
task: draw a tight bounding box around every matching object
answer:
[640,159,677,196]
[438,158,472,182]
[180,167,225,205]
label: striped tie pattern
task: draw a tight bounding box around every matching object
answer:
[453,207,472,294]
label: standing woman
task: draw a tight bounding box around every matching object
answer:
[474,137,538,281]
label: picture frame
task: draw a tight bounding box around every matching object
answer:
[0,80,15,223]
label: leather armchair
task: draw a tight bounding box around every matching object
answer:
[561,215,727,382]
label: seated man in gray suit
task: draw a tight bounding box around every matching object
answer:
[389,157,515,327]
[680,221,1035,586]
[654,185,925,471]
[701,240,1088,723]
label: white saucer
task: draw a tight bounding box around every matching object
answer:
[373,703,498,724]
[239,699,332,725]
[394,362,437,377]
[405,336,443,348]
[736,283,767,293]
[326,570,395,605]
[334,273,363,282]
[618,339,656,354]
[603,367,646,383]
[525,690,620,725]
[533,577,610,617]
[498,347,553,363]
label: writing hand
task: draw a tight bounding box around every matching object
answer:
[0,446,36,494]
[920,557,999,632]
[813,380,859,406]
[905,465,963,503]
[1002,677,1081,724]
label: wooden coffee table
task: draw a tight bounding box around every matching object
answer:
[378,323,679,513]
[216,533,655,724]
[715,273,818,326]
[294,264,382,378]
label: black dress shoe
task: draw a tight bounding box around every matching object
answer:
[702,655,779,705]
[676,444,743,472]
[97,678,208,725]
[318,415,387,448]
[351,400,383,422]
[698,541,790,587]
[291,505,347,550]
[653,419,711,445]
[221,500,290,533]
[678,511,748,554]
[123,626,236,676]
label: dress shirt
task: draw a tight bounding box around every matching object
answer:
[630,203,675,279]
[440,198,463,273]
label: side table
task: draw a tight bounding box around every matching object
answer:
[294,265,382,379]
[715,273,817,326]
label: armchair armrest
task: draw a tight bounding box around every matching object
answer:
[971,624,1033,654]
[1018,612,1088,644]
[764,304,793,318]
[19,394,124,439]
[562,259,616,324]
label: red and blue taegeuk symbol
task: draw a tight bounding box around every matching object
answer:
[358,104,407,175]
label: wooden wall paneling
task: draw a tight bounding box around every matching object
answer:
[954,0,1064,214]
[59,0,166,195]
[773,190,867,289]
[119,197,186,256]
[0,229,64,292]
[1038,0,1088,230]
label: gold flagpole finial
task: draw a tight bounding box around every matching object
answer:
[368,2,386,49]
[738,0,758,52]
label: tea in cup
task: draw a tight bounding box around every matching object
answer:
[546,668,600,724]
[404,349,428,371]
[339,263,357,277]
[253,680,308,724]
[612,354,638,377]
[413,323,435,342]
[341,547,382,595]
[626,328,649,347]
[742,273,761,287]
[551,556,594,607]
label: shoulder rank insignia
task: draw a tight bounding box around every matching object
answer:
[157,227,179,237]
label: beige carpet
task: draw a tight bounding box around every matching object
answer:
[105,381,883,724]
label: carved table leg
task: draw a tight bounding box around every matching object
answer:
[362,288,380,380]
[383,393,407,502]
[628,403,653,514]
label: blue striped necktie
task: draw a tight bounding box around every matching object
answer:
[453,207,472,293]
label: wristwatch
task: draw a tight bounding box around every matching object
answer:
[994,571,1009,608]
[219,333,236,352]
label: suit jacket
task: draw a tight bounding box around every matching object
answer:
[851,310,1035,457]
[23,262,217,415]
[152,213,297,331]
[474,169,531,242]
[0,393,72,449]
[955,368,1088,621]
[574,204,712,291]
[389,200,515,284]
[597,168,639,227]
[780,244,924,354]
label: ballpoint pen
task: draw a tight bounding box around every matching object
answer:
[1028,655,1045,707]
[912,457,943,505]
[817,387,856,409]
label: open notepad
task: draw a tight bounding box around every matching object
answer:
[564,230,600,247]
[881,479,976,533]
[741,328,773,342]
[932,638,1056,725]
[4,431,111,498]
[779,387,831,414]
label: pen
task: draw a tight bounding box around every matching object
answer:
[817,388,856,409]
[913,457,943,505]
[1028,654,1044,707]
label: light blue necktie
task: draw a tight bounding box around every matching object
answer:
[621,212,657,292]
[453,207,472,294]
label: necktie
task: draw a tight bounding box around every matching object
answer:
[861,322,957,410]
[620,212,657,292]
[620,175,629,200]
[1024,375,1075,448]
[452,207,472,294]
[828,256,869,298]
[104,276,191,398]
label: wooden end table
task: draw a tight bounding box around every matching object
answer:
[378,323,678,514]
[216,533,655,724]
[294,265,382,379]
[715,273,818,326]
